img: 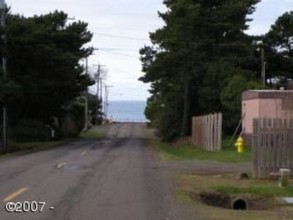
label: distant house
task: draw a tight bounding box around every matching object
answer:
[241,90,293,142]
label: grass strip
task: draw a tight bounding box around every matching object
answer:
[5,140,67,153]
[214,185,293,198]
[156,139,252,163]
[79,127,102,139]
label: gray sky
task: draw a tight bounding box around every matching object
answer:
[5,0,293,101]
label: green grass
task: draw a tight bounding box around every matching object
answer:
[6,140,66,153]
[79,128,102,140]
[214,185,293,198]
[176,173,293,220]
[156,136,252,163]
[1,127,102,155]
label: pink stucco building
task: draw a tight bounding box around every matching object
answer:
[242,90,293,139]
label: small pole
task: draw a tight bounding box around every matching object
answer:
[261,47,266,86]
[103,85,113,122]
[229,113,246,145]
[104,85,108,120]
[2,107,6,152]
[279,168,290,187]
[100,77,103,119]
[0,0,7,152]
[83,57,89,131]
[96,65,100,100]
[95,65,100,123]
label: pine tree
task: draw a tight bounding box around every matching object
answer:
[140,0,261,141]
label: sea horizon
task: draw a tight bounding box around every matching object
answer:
[107,100,148,122]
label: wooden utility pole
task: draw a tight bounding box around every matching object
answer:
[96,65,100,100]
[83,57,89,131]
[100,77,103,116]
[261,47,266,86]
[181,82,191,136]
[104,85,113,121]
[1,0,7,152]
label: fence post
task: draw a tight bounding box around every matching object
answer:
[252,118,259,178]
[192,117,195,145]
[217,113,222,151]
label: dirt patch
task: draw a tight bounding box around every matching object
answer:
[190,191,272,210]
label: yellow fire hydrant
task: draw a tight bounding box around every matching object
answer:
[235,136,244,153]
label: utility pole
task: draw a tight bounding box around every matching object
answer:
[104,85,113,121]
[92,58,107,123]
[104,86,108,121]
[181,47,192,137]
[181,82,191,136]
[261,47,266,86]
[96,65,100,100]
[96,65,100,122]
[83,57,89,131]
[0,0,7,152]
[100,77,103,118]
[96,64,106,102]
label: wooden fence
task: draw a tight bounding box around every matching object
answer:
[192,113,222,152]
[252,118,293,178]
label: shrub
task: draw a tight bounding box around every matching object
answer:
[61,102,85,137]
[11,119,51,142]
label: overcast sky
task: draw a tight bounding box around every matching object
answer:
[5,0,293,101]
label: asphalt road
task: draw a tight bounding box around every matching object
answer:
[0,123,198,220]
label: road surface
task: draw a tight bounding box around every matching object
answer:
[0,123,198,220]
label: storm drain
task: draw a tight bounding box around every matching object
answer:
[199,191,249,210]
[196,191,274,210]
[231,198,248,210]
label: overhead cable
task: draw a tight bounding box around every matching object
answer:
[94,32,149,41]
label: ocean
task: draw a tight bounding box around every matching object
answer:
[107,101,148,122]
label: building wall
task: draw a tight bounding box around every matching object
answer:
[259,98,283,119]
[281,95,293,119]
[242,99,259,134]
[242,90,293,140]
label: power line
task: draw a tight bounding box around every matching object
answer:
[97,48,138,52]
[110,68,139,75]
[94,32,149,41]
[98,49,138,58]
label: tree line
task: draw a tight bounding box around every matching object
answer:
[139,0,293,141]
[0,10,99,142]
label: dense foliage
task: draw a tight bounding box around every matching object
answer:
[88,93,103,125]
[140,0,293,142]
[0,10,94,138]
[140,0,293,141]
[264,11,293,88]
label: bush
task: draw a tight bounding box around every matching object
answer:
[11,119,51,142]
[61,102,85,137]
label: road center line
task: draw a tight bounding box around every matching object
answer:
[57,162,67,169]
[81,151,87,156]
[3,187,28,202]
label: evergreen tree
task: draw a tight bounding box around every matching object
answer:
[264,11,293,88]
[0,11,94,127]
[140,0,261,141]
